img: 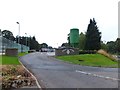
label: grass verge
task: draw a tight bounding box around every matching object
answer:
[56,54,118,68]
[0,52,38,89]
[0,55,20,65]
[18,52,28,57]
[0,52,28,65]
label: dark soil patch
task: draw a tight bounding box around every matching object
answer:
[78,60,84,62]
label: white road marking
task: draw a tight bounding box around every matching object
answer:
[19,60,41,88]
[76,70,119,81]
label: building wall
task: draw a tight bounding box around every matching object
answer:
[55,48,79,56]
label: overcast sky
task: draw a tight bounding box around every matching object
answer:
[0,0,119,47]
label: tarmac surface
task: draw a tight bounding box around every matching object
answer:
[19,52,119,88]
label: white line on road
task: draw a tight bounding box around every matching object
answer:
[75,70,119,81]
[19,59,41,88]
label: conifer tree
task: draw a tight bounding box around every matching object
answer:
[85,18,101,50]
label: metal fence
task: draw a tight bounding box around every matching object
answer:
[0,36,29,53]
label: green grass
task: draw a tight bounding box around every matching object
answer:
[18,52,28,57]
[0,52,28,65]
[56,54,118,68]
[0,55,20,65]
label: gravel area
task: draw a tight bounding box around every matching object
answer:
[1,65,38,90]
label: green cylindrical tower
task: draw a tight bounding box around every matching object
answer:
[70,28,79,47]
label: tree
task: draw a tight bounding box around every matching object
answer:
[79,32,86,50]
[15,35,40,50]
[32,36,36,41]
[2,30,15,41]
[115,38,120,54]
[16,36,26,45]
[101,41,108,51]
[67,34,70,46]
[0,29,2,36]
[106,41,116,54]
[29,36,39,50]
[85,18,101,50]
[61,43,69,48]
[41,43,48,48]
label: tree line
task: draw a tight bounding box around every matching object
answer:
[62,18,120,54]
[0,29,48,50]
[1,18,119,54]
[79,32,120,54]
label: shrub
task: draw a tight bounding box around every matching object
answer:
[36,49,39,52]
[79,50,97,54]
[28,50,35,53]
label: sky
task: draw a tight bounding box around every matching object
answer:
[0,0,119,48]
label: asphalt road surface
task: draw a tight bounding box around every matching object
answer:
[19,52,119,88]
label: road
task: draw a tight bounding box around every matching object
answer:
[19,52,119,88]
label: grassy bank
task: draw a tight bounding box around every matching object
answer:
[0,52,28,65]
[56,54,118,68]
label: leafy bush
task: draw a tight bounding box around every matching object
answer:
[28,50,35,53]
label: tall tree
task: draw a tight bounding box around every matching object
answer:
[15,35,40,50]
[79,32,86,50]
[2,30,15,41]
[67,34,70,46]
[41,43,48,48]
[85,18,101,50]
[29,36,39,50]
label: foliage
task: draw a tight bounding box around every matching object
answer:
[29,36,39,50]
[115,38,120,54]
[101,38,120,54]
[2,30,15,41]
[61,43,70,48]
[106,41,116,54]
[41,43,48,48]
[85,18,101,50]
[79,50,96,54]
[0,29,2,36]
[79,32,86,50]
[1,29,50,51]
[67,34,70,46]
[16,36,40,50]
[101,41,108,51]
